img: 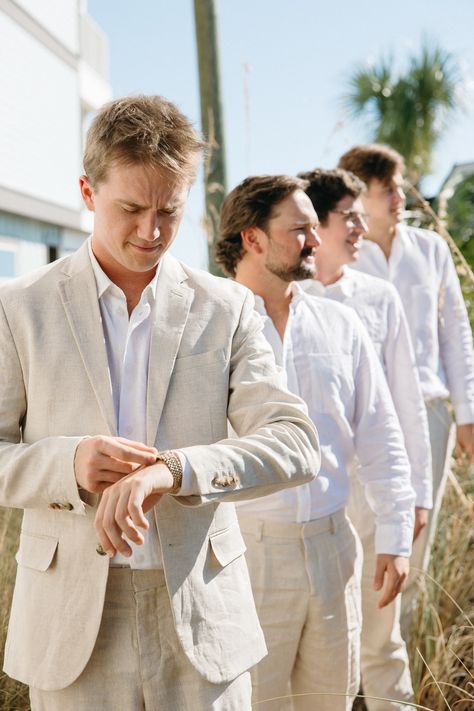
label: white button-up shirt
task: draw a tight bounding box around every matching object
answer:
[237,285,415,556]
[303,269,432,509]
[351,224,474,424]
[88,242,192,569]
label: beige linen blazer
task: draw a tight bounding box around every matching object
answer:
[0,242,319,691]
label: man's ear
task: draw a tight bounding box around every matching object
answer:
[241,226,265,255]
[79,175,95,212]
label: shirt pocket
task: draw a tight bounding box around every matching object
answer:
[16,532,58,571]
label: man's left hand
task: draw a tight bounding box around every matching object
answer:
[413,507,429,542]
[373,554,409,609]
[455,423,474,459]
[94,462,174,558]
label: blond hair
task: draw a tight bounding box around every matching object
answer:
[83,95,204,186]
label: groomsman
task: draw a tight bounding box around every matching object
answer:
[299,166,432,710]
[215,174,415,711]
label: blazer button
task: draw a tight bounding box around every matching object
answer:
[96,544,107,556]
[48,503,61,510]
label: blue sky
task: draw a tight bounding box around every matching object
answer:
[87,0,474,268]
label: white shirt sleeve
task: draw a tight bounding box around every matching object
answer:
[352,326,415,556]
[383,290,433,508]
[438,242,474,425]
[175,451,199,495]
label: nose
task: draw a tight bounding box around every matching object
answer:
[137,212,160,242]
[392,187,405,207]
[307,226,322,249]
[353,216,368,235]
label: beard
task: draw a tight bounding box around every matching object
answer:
[265,248,316,282]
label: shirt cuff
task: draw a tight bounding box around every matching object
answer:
[175,451,199,496]
[374,523,413,558]
[413,481,433,510]
[454,402,474,426]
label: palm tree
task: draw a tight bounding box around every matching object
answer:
[344,42,462,185]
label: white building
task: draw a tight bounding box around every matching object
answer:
[0,0,111,279]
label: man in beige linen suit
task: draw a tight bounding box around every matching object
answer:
[0,95,319,710]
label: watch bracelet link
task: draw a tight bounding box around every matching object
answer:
[157,450,183,494]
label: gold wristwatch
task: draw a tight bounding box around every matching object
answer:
[156,450,183,494]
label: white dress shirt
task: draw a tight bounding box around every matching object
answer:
[351,224,474,424]
[303,269,432,509]
[88,242,192,569]
[237,285,415,556]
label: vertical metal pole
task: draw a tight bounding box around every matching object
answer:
[194,0,227,276]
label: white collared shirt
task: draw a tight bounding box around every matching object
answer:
[88,241,193,569]
[302,269,432,509]
[237,285,415,556]
[351,224,474,424]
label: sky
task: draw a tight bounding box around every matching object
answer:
[87,0,474,269]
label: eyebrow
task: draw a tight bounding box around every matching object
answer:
[117,199,182,213]
[293,219,320,227]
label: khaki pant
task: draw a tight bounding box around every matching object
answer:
[30,568,251,711]
[239,509,362,711]
[346,397,455,710]
[400,397,455,635]
[348,477,414,711]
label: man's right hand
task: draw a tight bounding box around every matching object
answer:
[74,436,158,493]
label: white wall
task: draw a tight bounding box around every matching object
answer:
[0,11,83,211]
[0,235,47,279]
[14,0,79,53]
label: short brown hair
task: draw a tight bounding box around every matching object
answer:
[297,168,365,224]
[216,175,308,277]
[338,144,405,186]
[83,95,205,186]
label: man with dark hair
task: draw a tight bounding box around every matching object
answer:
[0,96,320,710]
[300,167,433,710]
[216,175,415,711]
[339,144,474,632]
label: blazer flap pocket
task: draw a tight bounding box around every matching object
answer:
[209,522,246,567]
[16,533,58,571]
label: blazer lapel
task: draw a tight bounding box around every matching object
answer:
[146,255,194,446]
[57,243,116,435]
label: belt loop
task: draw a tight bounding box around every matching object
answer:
[330,515,337,535]
[256,520,264,542]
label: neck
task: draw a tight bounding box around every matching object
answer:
[91,243,157,315]
[366,222,397,259]
[234,260,293,340]
[316,258,345,286]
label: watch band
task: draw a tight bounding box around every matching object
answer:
[157,450,183,494]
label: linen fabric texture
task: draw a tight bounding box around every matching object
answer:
[0,242,319,691]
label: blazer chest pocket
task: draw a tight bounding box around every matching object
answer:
[209,522,246,568]
[173,348,226,374]
[16,532,58,571]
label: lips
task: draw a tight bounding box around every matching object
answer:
[130,242,162,252]
[347,240,361,250]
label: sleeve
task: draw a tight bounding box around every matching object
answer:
[0,297,86,514]
[383,290,433,508]
[437,241,474,425]
[178,290,321,504]
[353,324,415,556]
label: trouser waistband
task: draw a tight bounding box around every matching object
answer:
[238,507,347,540]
